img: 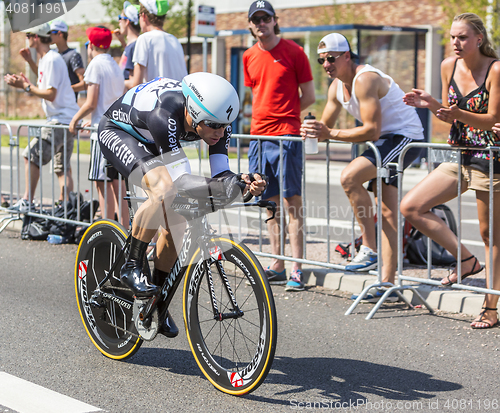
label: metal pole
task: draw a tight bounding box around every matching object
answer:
[203,38,208,72]
[186,0,192,73]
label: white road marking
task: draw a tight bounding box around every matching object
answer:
[0,372,102,413]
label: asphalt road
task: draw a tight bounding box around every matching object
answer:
[1,230,499,413]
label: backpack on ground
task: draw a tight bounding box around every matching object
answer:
[21,214,50,241]
[47,192,99,243]
[405,204,457,266]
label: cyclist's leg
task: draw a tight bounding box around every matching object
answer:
[98,118,165,296]
[150,211,186,337]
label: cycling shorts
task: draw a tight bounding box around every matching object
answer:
[97,117,163,179]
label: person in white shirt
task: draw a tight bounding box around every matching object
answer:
[127,0,187,87]
[4,23,79,212]
[300,33,424,302]
[69,26,129,227]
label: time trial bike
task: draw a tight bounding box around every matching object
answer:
[74,177,278,395]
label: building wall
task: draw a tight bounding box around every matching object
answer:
[2,0,452,141]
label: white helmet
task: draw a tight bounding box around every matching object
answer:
[182,72,239,128]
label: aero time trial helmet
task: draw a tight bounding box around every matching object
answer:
[182,72,239,129]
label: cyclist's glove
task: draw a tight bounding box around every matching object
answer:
[174,173,245,203]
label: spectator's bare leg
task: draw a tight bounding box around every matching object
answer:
[95,181,116,220]
[55,168,73,202]
[111,179,130,229]
[340,156,377,252]
[265,194,285,272]
[373,181,398,284]
[471,190,500,328]
[284,194,303,272]
[24,158,39,201]
[400,168,473,273]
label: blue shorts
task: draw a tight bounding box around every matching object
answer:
[248,138,302,199]
[362,133,423,191]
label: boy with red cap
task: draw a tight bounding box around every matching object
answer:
[69,26,129,227]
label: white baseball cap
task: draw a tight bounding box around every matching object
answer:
[22,23,51,38]
[123,1,140,25]
[50,20,68,32]
[317,33,358,58]
[139,0,169,16]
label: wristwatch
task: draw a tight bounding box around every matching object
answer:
[24,84,31,93]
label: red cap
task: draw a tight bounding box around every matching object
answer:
[86,27,112,49]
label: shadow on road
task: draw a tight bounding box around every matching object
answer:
[126,348,461,406]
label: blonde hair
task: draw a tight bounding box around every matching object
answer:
[453,13,498,58]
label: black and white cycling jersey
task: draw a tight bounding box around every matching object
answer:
[100,77,231,180]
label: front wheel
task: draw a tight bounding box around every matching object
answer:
[75,219,143,359]
[183,237,277,395]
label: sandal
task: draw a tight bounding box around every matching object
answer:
[471,307,500,329]
[441,255,483,286]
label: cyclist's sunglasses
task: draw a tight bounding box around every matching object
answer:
[250,14,273,25]
[317,52,345,65]
[204,120,229,130]
[118,15,130,21]
[25,33,35,38]
[50,30,61,34]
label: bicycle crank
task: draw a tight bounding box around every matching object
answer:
[132,299,159,341]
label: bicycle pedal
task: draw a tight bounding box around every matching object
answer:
[133,299,159,341]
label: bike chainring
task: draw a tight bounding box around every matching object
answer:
[133,299,159,341]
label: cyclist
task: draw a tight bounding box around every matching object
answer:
[98,72,266,337]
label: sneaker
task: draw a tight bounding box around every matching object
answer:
[345,245,378,271]
[350,287,399,303]
[8,198,34,213]
[285,269,305,292]
[265,267,287,285]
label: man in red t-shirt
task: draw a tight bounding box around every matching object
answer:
[243,0,315,291]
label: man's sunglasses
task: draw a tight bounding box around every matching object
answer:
[118,15,130,21]
[25,33,35,38]
[50,30,60,34]
[250,14,273,25]
[317,52,345,65]
[204,120,229,130]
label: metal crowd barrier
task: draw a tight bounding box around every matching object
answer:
[6,123,493,320]
[0,122,109,234]
[391,143,500,310]
[230,133,418,316]
[1,124,419,314]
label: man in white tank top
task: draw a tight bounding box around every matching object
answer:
[300,33,424,302]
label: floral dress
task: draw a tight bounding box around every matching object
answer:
[448,59,500,173]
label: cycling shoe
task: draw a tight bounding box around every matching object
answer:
[120,260,159,297]
[159,310,179,338]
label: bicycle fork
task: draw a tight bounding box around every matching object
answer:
[201,240,244,321]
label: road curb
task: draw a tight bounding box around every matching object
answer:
[290,266,485,317]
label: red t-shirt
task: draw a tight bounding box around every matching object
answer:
[243,38,313,136]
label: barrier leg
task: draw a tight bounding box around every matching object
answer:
[344,281,393,315]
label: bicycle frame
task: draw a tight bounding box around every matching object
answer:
[90,193,276,335]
